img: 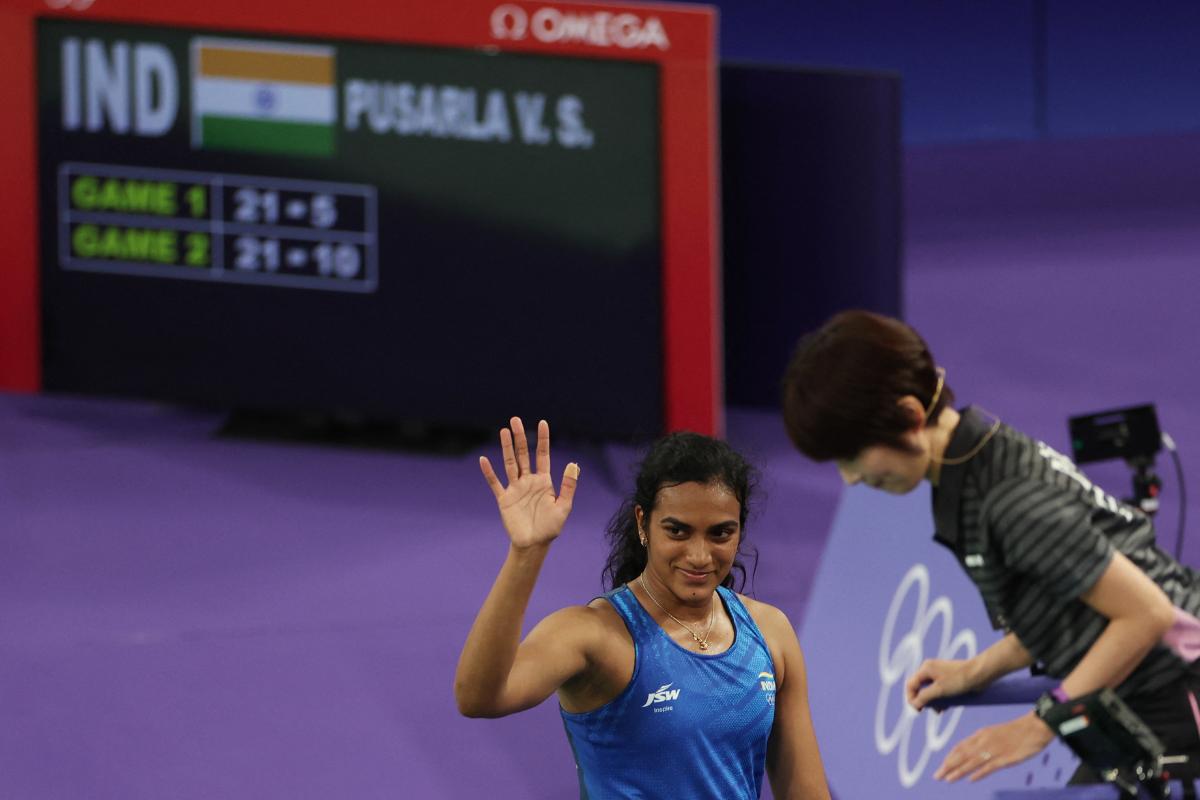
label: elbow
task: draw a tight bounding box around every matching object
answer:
[1147,599,1177,641]
[456,700,488,719]
[456,700,496,719]
[458,703,504,719]
[454,685,502,719]
[454,686,484,718]
[1120,596,1178,647]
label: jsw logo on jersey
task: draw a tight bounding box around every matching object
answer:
[642,683,681,707]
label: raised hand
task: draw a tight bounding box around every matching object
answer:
[479,417,579,550]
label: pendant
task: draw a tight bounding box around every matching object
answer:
[698,640,709,650]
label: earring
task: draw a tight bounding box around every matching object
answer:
[638,529,647,547]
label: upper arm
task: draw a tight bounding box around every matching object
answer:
[746,601,831,800]
[486,605,601,717]
[1079,552,1175,631]
[985,474,1174,634]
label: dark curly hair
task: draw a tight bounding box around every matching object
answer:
[602,432,758,591]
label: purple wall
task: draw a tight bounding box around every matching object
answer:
[664,0,1200,144]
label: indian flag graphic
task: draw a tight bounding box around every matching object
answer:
[191,38,336,157]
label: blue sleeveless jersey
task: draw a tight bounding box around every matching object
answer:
[560,584,777,799]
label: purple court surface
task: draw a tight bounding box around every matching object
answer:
[4,133,1200,798]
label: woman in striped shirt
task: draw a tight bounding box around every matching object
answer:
[781,309,1200,786]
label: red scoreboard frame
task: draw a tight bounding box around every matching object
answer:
[0,0,721,435]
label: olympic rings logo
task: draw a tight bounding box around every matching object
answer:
[876,564,978,787]
[45,0,97,10]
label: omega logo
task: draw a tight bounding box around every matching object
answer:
[490,4,670,50]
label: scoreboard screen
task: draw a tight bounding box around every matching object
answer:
[59,162,378,292]
[3,1,719,437]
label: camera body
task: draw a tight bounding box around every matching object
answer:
[1069,404,1163,515]
[1036,688,1172,798]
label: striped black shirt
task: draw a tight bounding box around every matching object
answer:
[932,407,1200,699]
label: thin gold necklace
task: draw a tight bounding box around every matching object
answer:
[638,575,716,650]
[925,369,1001,467]
[933,411,1002,466]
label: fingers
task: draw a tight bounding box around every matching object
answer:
[510,416,532,475]
[938,749,1002,783]
[935,735,1008,783]
[934,716,1044,783]
[911,681,945,712]
[934,735,974,781]
[967,756,1004,783]
[906,662,938,709]
[535,419,551,476]
[934,742,991,782]
[479,456,504,500]
[499,426,519,483]
[905,672,926,706]
[559,462,580,507]
[495,416,558,488]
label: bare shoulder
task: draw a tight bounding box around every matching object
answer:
[536,599,619,635]
[737,593,795,639]
[736,593,803,685]
[520,601,624,668]
[585,596,633,635]
[578,596,636,673]
[530,597,627,644]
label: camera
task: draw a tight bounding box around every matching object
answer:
[1069,404,1163,514]
[1036,688,1176,798]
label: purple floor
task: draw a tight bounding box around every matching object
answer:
[4,133,1200,798]
[0,395,839,799]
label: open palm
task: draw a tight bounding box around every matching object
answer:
[480,417,578,549]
